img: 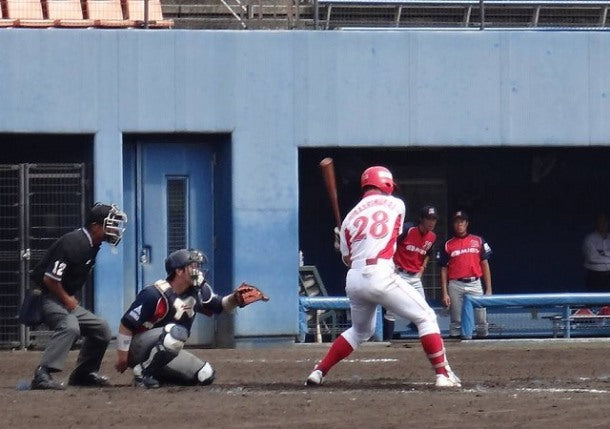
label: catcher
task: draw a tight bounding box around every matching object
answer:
[115,248,268,388]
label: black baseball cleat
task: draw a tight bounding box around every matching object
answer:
[68,371,111,387]
[134,374,160,389]
[31,366,65,390]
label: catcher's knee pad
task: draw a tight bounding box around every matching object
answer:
[139,324,188,375]
[161,323,188,353]
[196,362,215,386]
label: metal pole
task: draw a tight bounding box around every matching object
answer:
[19,164,26,349]
[480,0,485,30]
[144,0,149,29]
[314,0,319,30]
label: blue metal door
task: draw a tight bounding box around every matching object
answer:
[137,142,215,344]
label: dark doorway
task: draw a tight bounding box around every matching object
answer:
[299,147,610,303]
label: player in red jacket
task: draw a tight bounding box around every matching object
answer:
[440,211,492,338]
[383,205,438,339]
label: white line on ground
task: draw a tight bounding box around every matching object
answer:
[222,358,399,363]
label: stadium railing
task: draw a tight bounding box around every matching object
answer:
[298,296,383,343]
[461,293,610,339]
[313,0,610,30]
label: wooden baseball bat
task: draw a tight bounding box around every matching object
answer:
[319,157,342,229]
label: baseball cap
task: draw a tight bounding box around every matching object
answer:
[452,210,469,221]
[420,205,438,219]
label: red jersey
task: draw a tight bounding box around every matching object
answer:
[393,226,436,273]
[440,234,492,279]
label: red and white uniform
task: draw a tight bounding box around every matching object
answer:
[394,226,436,274]
[338,193,440,349]
[441,234,492,337]
[441,234,491,280]
[393,226,436,299]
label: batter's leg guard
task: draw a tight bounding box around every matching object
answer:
[137,324,188,381]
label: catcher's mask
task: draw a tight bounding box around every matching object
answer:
[165,249,207,286]
[86,203,127,246]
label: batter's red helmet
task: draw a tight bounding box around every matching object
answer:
[361,166,395,194]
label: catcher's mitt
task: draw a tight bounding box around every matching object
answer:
[234,282,270,307]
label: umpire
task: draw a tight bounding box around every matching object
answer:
[29,203,127,390]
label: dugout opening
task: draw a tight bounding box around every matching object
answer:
[299,146,610,303]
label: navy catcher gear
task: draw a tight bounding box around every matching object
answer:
[165,249,206,274]
[165,249,207,286]
[134,324,188,380]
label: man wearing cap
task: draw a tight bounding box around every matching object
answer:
[440,210,492,338]
[383,205,439,339]
[28,203,127,390]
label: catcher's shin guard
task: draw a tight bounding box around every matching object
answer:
[196,362,215,385]
[139,324,188,377]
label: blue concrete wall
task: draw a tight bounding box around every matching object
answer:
[1,29,610,337]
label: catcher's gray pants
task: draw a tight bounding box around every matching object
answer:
[129,327,211,385]
[40,293,111,375]
[448,279,488,338]
[385,271,426,322]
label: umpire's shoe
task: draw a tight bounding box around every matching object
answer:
[31,366,65,390]
[134,374,160,389]
[68,371,111,387]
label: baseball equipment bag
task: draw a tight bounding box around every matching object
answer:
[234,282,269,307]
[18,288,44,328]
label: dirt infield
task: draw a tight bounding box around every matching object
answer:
[1,340,609,428]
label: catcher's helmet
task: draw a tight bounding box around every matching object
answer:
[165,249,207,276]
[361,166,395,194]
[86,203,127,246]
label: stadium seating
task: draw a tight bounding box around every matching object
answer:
[125,0,173,28]
[0,0,175,28]
[47,0,95,27]
[5,0,55,27]
[86,0,134,27]
[0,2,16,26]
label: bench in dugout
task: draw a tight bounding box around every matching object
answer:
[544,306,610,338]
[462,293,610,339]
[298,265,345,342]
[298,265,383,343]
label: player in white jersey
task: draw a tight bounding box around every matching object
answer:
[305,166,461,388]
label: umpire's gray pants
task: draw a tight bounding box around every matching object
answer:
[448,279,488,338]
[40,293,111,374]
[129,327,209,385]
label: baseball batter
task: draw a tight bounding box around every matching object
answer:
[115,249,266,388]
[440,211,492,338]
[384,205,439,338]
[306,166,461,388]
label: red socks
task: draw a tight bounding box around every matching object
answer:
[316,335,354,375]
[420,333,448,376]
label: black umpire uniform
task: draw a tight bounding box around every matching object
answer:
[30,203,127,390]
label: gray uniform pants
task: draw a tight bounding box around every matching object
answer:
[448,279,488,338]
[40,293,111,374]
[129,327,208,385]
